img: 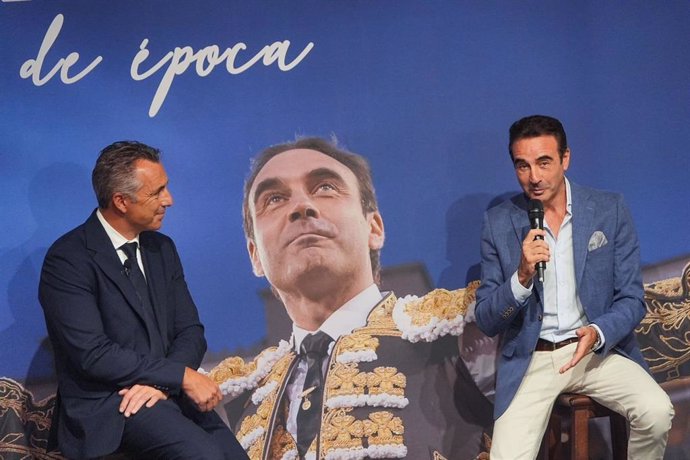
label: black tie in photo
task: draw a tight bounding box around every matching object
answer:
[296,331,333,458]
[120,242,153,311]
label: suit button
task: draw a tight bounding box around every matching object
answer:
[538,314,543,321]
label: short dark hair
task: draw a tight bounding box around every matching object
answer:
[242,137,381,282]
[92,141,161,208]
[508,115,568,160]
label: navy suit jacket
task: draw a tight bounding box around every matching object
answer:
[39,210,207,458]
[475,182,647,419]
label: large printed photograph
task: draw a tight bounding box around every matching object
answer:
[1,1,689,458]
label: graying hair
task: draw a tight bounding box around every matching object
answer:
[92,141,161,208]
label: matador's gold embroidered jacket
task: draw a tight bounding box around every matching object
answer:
[208,289,493,460]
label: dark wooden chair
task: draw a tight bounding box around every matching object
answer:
[540,393,627,460]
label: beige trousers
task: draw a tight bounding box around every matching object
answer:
[490,343,674,460]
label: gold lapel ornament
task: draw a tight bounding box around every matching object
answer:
[300,385,317,410]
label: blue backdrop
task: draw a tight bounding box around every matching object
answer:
[1,0,688,383]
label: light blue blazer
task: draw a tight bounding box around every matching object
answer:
[475,182,647,419]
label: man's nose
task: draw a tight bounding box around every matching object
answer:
[288,193,319,222]
[529,168,542,183]
[161,188,173,207]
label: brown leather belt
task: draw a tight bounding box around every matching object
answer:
[535,337,579,352]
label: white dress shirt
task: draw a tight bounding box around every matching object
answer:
[285,284,383,441]
[511,179,604,346]
[96,209,146,277]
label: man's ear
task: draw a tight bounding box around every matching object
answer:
[562,148,571,172]
[368,212,385,250]
[247,239,265,277]
[112,193,128,214]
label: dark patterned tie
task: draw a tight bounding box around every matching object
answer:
[296,330,333,458]
[120,242,153,311]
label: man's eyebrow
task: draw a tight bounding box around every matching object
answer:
[252,167,347,205]
[307,167,346,184]
[252,177,284,205]
[513,158,527,166]
[513,155,553,166]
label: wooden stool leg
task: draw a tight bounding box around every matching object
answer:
[571,407,590,460]
[609,413,628,460]
[538,427,550,460]
[549,413,563,460]
[554,394,631,460]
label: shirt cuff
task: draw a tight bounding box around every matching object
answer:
[590,324,605,351]
[511,271,532,304]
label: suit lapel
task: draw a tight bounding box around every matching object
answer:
[570,183,595,287]
[85,212,151,323]
[508,196,531,250]
[84,212,162,351]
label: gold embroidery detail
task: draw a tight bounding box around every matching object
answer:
[209,345,295,386]
[321,410,406,457]
[234,351,296,459]
[434,451,449,460]
[403,288,467,327]
[363,293,401,335]
[208,355,257,384]
[464,280,481,309]
[325,363,407,402]
[646,277,683,298]
[247,441,262,460]
[338,333,380,355]
[321,408,365,451]
[0,378,54,432]
[362,411,405,446]
[639,297,690,333]
[0,378,62,459]
[267,352,295,384]
[237,391,275,443]
[367,367,406,397]
[327,362,368,397]
[636,264,690,380]
[238,412,265,444]
[257,394,275,419]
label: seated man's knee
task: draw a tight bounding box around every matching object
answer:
[171,438,226,460]
[634,389,674,437]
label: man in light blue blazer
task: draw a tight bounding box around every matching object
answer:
[475,115,673,459]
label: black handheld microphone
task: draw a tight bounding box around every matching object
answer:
[527,199,546,283]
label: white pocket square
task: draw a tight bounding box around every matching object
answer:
[588,231,608,251]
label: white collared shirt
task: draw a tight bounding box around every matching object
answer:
[285,284,383,441]
[96,209,146,277]
[511,178,604,345]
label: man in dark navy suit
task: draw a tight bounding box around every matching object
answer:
[39,141,247,459]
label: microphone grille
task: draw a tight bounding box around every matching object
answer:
[528,199,544,222]
[528,200,544,212]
